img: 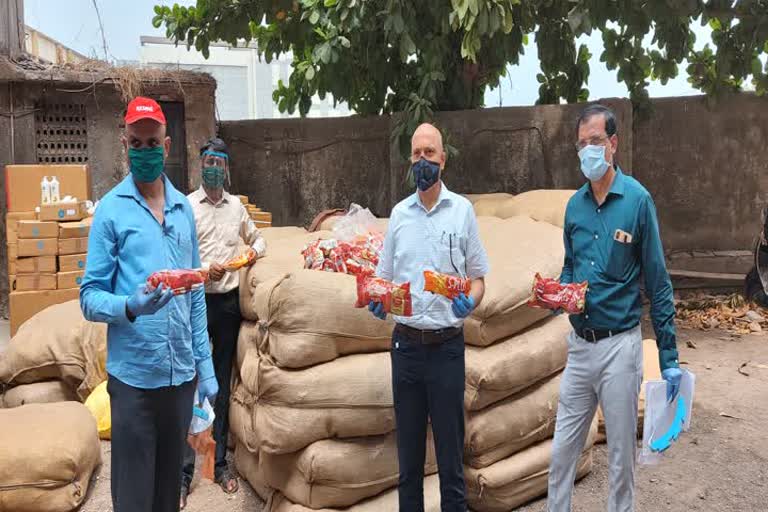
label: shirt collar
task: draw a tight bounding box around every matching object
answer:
[582,166,625,199]
[194,186,231,206]
[115,174,186,209]
[409,181,452,211]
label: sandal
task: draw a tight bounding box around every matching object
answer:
[215,469,239,494]
[180,481,190,510]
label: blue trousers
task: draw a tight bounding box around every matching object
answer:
[391,327,467,512]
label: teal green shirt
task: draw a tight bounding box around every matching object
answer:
[562,169,679,371]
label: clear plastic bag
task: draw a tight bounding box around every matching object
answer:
[331,203,380,242]
[189,390,215,435]
[638,369,696,465]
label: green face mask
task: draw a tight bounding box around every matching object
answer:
[202,166,226,189]
[128,146,165,183]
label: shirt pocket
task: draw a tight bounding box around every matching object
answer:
[606,237,637,280]
[224,221,241,247]
[434,232,467,277]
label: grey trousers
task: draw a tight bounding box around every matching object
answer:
[547,326,643,512]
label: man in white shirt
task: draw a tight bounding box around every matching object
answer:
[373,123,490,511]
[180,138,266,507]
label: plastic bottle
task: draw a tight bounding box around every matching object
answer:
[50,175,61,203]
[41,176,51,205]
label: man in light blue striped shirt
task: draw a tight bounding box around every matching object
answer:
[373,123,490,512]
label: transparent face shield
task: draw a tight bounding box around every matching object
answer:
[201,150,230,189]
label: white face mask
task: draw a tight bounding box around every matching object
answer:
[578,144,611,181]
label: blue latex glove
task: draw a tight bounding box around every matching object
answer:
[126,283,174,319]
[198,376,219,406]
[368,301,387,320]
[662,367,683,402]
[452,293,476,318]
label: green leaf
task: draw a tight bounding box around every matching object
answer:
[393,14,405,34]
[309,10,320,24]
[477,8,489,35]
[324,0,337,7]
[708,18,721,31]
[305,66,316,80]
[339,36,351,48]
[319,43,332,63]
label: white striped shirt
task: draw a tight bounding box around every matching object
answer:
[376,182,489,330]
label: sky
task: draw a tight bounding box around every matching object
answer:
[24,0,720,107]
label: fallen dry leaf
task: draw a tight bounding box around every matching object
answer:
[738,362,751,376]
[719,412,744,420]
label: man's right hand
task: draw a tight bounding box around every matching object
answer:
[208,263,225,282]
[368,301,387,320]
[126,283,174,319]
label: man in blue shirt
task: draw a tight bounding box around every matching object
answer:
[372,123,490,511]
[547,105,682,512]
[80,97,218,512]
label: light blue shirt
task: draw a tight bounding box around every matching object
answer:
[376,183,490,330]
[79,175,214,389]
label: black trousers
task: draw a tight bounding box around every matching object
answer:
[108,374,195,512]
[182,288,241,485]
[391,327,467,512]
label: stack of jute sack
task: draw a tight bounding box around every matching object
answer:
[466,190,576,228]
[231,193,600,511]
[0,302,104,511]
[0,299,106,407]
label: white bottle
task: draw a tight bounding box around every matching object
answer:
[50,175,61,203]
[41,176,51,205]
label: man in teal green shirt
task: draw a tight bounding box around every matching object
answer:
[547,105,681,512]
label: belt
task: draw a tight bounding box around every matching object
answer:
[576,325,636,343]
[394,324,462,345]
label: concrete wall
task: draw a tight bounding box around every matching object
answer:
[223,99,632,227]
[633,93,768,253]
[0,78,216,318]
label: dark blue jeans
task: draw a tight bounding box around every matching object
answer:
[391,327,467,512]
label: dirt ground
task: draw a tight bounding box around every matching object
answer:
[80,324,768,512]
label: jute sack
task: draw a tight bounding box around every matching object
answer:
[471,194,516,216]
[465,315,569,411]
[0,381,78,408]
[496,190,576,228]
[265,474,441,512]
[466,374,560,469]
[464,217,564,347]
[261,430,437,509]
[463,192,514,205]
[0,300,107,400]
[253,271,393,368]
[239,229,330,321]
[466,420,597,512]
[239,349,395,454]
[234,442,273,501]
[0,402,101,512]
[596,338,661,443]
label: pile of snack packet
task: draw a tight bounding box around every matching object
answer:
[302,233,384,277]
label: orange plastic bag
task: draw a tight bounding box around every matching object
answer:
[528,273,588,314]
[187,429,216,481]
[146,269,208,295]
[222,248,257,272]
[423,270,471,300]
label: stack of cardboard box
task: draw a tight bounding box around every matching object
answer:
[5,164,92,335]
[236,194,272,229]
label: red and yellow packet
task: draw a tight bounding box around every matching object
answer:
[355,274,413,317]
[146,269,208,295]
[423,270,471,300]
[222,248,257,272]
[528,273,587,314]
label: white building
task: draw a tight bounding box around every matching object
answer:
[138,36,351,121]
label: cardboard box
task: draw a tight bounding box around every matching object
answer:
[5,164,91,212]
[58,237,88,256]
[252,212,272,223]
[8,274,15,288]
[8,243,17,260]
[59,253,87,272]
[237,195,249,204]
[39,201,88,222]
[17,220,59,239]
[59,218,92,239]
[254,221,272,229]
[57,270,84,289]
[6,211,37,243]
[18,238,57,257]
[14,273,57,291]
[15,256,57,274]
[8,260,16,275]
[9,288,80,336]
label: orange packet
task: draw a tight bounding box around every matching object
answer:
[423,270,470,300]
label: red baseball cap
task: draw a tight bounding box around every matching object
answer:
[124,97,166,125]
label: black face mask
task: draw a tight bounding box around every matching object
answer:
[411,158,440,191]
